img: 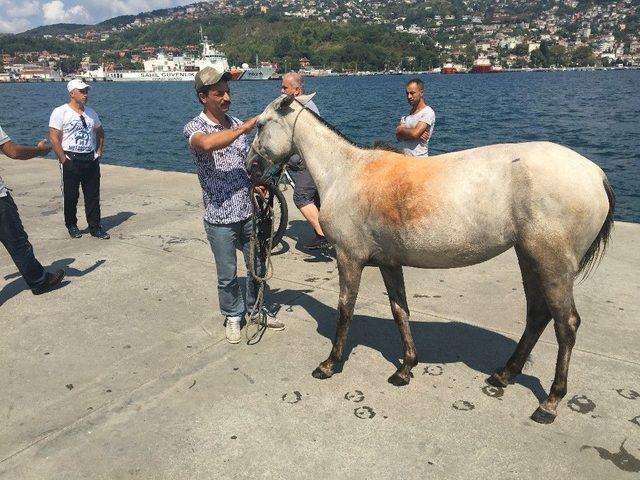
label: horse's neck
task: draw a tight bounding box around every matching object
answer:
[292,109,363,195]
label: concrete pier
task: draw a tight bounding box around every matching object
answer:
[1,155,639,479]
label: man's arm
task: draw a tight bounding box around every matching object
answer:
[1,139,51,160]
[190,116,258,153]
[395,121,430,141]
[95,126,104,159]
[48,127,67,164]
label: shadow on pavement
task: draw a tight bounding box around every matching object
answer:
[96,211,136,231]
[286,220,335,263]
[283,289,548,403]
[1,257,106,306]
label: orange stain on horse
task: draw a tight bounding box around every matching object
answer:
[357,152,444,227]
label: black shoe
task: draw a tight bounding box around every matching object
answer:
[32,270,65,295]
[90,227,110,239]
[67,225,82,238]
[304,235,330,250]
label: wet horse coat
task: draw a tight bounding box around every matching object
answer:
[247,94,614,423]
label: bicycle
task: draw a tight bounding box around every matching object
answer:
[252,166,293,250]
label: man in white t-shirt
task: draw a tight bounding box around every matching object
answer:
[1,124,66,295]
[395,78,436,157]
[49,79,109,239]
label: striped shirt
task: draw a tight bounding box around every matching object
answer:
[184,112,253,224]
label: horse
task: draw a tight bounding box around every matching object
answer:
[246,94,615,424]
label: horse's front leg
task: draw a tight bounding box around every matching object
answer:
[380,265,417,386]
[312,250,363,379]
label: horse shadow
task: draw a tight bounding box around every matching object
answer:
[1,257,106,306]
[283,289,548,403]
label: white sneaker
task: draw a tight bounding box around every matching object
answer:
[225,316,242,344]
[249,307,285,331]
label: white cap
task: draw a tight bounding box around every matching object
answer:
[67,78,90,92]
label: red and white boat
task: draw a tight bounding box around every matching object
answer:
[470,55,502,73]
[441,62,457,74]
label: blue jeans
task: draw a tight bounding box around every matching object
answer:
[0,194,46,288]
[203,217,265,317]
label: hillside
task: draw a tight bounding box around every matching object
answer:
[23,23,91,36]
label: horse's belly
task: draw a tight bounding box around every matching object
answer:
[369,217,515,269]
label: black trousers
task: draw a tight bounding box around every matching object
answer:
[0,193,46,288]
[62,154,101,230]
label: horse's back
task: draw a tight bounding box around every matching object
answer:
[346,142,610,269]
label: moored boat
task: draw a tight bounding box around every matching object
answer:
[470,55,503,73]
[441,62,457,74]
[239,55,277,80]
[106,28,230,82]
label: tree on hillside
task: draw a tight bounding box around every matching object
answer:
[58,57,80,74]
[571,45,595,66]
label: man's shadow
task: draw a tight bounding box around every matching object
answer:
[81,211,136,233]
[1,257,106,306]
[275,288,548,402]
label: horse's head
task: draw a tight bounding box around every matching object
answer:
[246,93,316,183]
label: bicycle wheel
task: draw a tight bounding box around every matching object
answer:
[269,184,288,248]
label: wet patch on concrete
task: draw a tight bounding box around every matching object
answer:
[616,389,639,400]
[344,390,365,403]
[568,395,596,414]
[282,391,303,404]
[41,208,61,216]
[354,406,376,419]
[65,384,74,390]
[423,365,444,376]
[581,440,640,473]
[452,400,475,411]
[481,385,504,399]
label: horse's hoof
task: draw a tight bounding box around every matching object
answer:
[312,366,333,379]
[388,372,410,386]
[530,407,556,424]
[487,373,509,388]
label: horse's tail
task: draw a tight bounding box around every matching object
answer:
[577,176,615,279]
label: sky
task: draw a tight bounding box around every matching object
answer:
[0,0,195,34]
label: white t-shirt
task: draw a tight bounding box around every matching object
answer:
[400,105,435,157]
[0,124,10,197]
[49,104,102,153]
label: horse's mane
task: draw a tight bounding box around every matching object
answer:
[299,103,400,153]
[301,104,359,147]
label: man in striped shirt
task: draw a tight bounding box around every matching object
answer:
[184,66,284,344]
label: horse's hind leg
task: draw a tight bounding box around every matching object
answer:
[488,248,552,388]
[530,274,581,424]
[380,265,417,386]
[312,250,363,380]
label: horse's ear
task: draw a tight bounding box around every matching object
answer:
[296,93,316,106]
[273,94,295,111]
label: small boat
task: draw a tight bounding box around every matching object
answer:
[239,55,277,81]
[471,56,503,73]
[441,62,457,74]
